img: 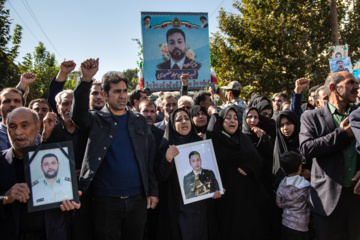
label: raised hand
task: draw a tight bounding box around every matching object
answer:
[180,74,189,86]
[17,72,37,90]
[41,112,58,140]
[80,58,99,82]
[56,60,77,82]
[294,78,311,94]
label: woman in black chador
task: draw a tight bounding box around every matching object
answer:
[155,108,220,240]
[206,107,267,240]
[190,105,208,138]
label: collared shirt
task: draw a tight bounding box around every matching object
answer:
[193,169,202,176]
[328,103,357,185]
[170,56,186,69]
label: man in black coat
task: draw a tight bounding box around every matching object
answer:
[0,107,80,240]
[299,72,360,240]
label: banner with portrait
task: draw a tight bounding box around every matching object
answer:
[141,12,211,92]
[353,61,360,79]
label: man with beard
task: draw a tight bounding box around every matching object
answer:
[129,89,148,112]
[89,82,106,111]
[334,60,350,72]
[32,153,73,205]
[157,28,201,70]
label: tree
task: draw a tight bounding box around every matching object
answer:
[0,0,23,90]
[123,68,139,92]
[210,0,333,98]
[64,70,80,90]
[340,1,360,61]
[19,42,59,101]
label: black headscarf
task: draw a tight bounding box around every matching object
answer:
[256,101,273,118]
[248,95,271,108]
[189,105,208,134]
[160,108,202,148]
[272,110,300,175]
[242,107,260,143]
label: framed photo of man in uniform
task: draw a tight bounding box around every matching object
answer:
[174,139,224,205]
[23,141,79,212]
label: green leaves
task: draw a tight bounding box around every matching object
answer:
[211,0,335,98]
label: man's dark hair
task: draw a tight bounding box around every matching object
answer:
[28,98,51,112]
[92,81,102,87]
[229,89,241,98]
[129,89,147,106]
[102,71,128,95]
[166,28,186,43]
[314,86,325,101]
[188,151,201,162]
[143,16,151,21]
[273,92,289,101]
[336,60,343,64]
[139,99,156,112]
[193,91,211,105]
[200,16,206,21]
[0,88,24,106]
[41,153,59,165]
[280,151,302,175]
[324,72,346,97]
[309,85,320,93]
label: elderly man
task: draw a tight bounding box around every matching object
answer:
[72,58,158,240]
[300,72,360,240]
[0,107,80,239]
[178,96,194,113]
[154,92,178,130]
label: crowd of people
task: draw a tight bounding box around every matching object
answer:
[1,57,360,240]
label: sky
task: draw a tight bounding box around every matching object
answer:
[5,0,237,80]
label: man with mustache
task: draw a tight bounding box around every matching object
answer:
[157,28,201,70]
[32,153,72,205]
[139,99,164,150]
[300,72,360,240]
[154,92,178,130]
[0,107,80,239]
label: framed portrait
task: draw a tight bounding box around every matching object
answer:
[23,141,79,212]
[174,139,224,205]
[329,45,349,59]
[141,12,211,92]
[329,57,353,74]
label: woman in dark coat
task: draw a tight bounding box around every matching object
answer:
[206,107,267,240]
[189,105,208,138]
[155,108,220,240]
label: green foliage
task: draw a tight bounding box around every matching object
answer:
[132,38,143,69]
[340,1,360,61]
[0,0,22,90]
[210,0,333,99]
[64,70,80,90]
[19,42,59,102]
[123,68,139,92]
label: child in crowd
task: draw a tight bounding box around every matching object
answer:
[276,151,310,240]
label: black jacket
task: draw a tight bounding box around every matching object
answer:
[72,81,158,197]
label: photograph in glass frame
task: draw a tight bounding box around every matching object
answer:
[329,57,353,74]
[141,12,211,92]
[23,141,79,212]
[174,139,224,205]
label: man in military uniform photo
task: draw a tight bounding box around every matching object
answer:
[32,153,73,205]
[183,151,219,199]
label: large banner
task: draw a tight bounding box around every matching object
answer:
[141,12,211,91]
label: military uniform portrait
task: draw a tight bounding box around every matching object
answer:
[174,140,224,204]
[329,57,353,74]
[24,142,78,212]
